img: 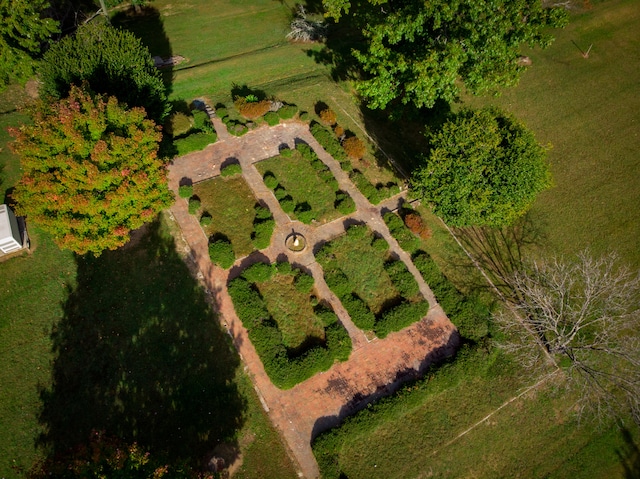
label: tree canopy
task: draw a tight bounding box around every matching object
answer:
[39,21,168,123]
[0,0,59,91]
[411,107,551,228]
[10,85,172,255]
[322,0,568,110]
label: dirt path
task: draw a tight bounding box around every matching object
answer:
[168,121,458,478]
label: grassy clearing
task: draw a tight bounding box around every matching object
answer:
[194,174,258,257]
[256,149,341,224]
[257,272,325,350]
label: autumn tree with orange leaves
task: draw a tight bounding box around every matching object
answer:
[10,85,172,255]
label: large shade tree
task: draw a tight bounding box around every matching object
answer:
[322,0,568,110]
[39,21,168,123]
[411,107,551,228]
[0,0,59,91]
[10,85,172,255]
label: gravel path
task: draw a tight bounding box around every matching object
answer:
[167,120,459,478]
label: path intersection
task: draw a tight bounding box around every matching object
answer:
[167,119,459,478]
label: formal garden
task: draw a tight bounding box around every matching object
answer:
[1,0,638,478]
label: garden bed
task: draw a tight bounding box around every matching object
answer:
[228,261,352,389]
[316,224,429,337]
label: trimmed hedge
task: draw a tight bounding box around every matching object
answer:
[208,237,235,269]
[227,263,352,389]
[264,111,280,126]
[310,122,347,162]
[221,162,242,177]
[334,191,356,215]
[278,104,298,119]
[188,197,201,214]
[178,184,193,198]
[252,203,275,250]
[384,211,421,254]
[376,300,430,339]
[413,251,490,342]
[384,259,420,298]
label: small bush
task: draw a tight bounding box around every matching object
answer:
[165,112,194,137]
[188,197,201,214]
[319,108,337,126]
[209,238,235,269]
[384,211,421,254]
[178,184,193,198]
[276,261,292,275]
[342,293,376,330]
[346,223,370,241]
[334,191,356,215]
[264,111,280,126]
[280,196,295,214]
[313,159,329,173]
[216,107,228,119]
[193,110,214,132]
[384,260,420,298]
[221,162,242,177]
[278,104,298,119]
[375,300,430,338]
[200,213,212,226]
[229,122,249,136]
[294,272,315,294]
[371,236,389,251]
[342,136,366,160]
[254,204,272,220]
[227,277,269,325]
[274,187,289,201]
[299,111,310,122]
[404,211,432,240]
[242,262,275,283]
[174,131,217,156]
[297,143,317,161]
[263,172,279,190]
[295,202,316,224]
[235,98,272,119]
[252,219,275,250]
[334,125,345,138]
[280,147,293,158]
[310,122,347,162]
[323,267,353,299]
[351,171,382,204]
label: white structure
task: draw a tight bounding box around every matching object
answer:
[0,204,22,253]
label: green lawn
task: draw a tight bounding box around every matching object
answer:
[256,149,341,224]
[194,174,259,257]
[257,272,325,350]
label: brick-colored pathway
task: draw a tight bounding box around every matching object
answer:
[167,121,459,478]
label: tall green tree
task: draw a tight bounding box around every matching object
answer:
[323,0,568,110]
[39,21,168,123]
[10,85,172,255]
[0,0,59,91]
[411,107,551,228]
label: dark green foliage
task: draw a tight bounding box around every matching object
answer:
[350,170,383,204]
[263,172,279,190]
[280,147,293,157]
[324,268,354,299]
[384,260,420,298]
[221,162,242,177]
[242,262,275,283]
[346,223,369,240]
[294,271,315,294]
[376,301,430,338]
[413,251,490,342]
[264,111,280,126]
[251,203,275,250]
[254,204,272,221]
[178,185,193,198]
[276,261,292,275]
[173,132,217,156]
[228,270,351,389]
[278,104,298,119]
[341,293,376,330]
[39,22,168,123]
[0,0,59,92]
[297,143,317,162]
[188,197,201,214]
[334,191,356,215]
[295,202,316,224]
[310,122,347,162]
[412,107,552,227]
[208,237,235,269]
[192,110,213,132]
[384,211,421,254]
[199,213,212,226]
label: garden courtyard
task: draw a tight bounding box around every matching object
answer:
[167,115,458,478]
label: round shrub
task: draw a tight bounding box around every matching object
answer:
[334,125,345,138]
[276,261,292,275]
[346,224,370,240]
[178,184,193,198]
[188,197,201,214]
[165,112,194,137]
[252,219,274,249]
[323,267,353,299]
[263,172,279,190]
[254,204,272,221]
[274,186,289,201]
[342,136,367,160]
[280,196,296,214]
[192,110,212,131]
[294,272,315,294]
[371,236,389,252]
[278,104,298,119]
[280,147,293,158]
[319,108,337,126]
[221,162,242,177]
[264,111,280,126]
[299,111,310,122]
[342,294,375,330]
[242,262,275,283]
[297,143,316,161]
[209,238,235,269]
[229,122,249,136]
[215,107,228,119]
[199,213,212,226]
[384,259,420,298]
[335,193,356,215]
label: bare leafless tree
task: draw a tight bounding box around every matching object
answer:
[495,251,640,425]
[286,5,327,43]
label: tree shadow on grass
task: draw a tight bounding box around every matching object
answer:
[36,218,245,469]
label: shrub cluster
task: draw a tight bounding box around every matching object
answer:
[188,196,201,215]
[208,236,235,269]
[384,211,421,254]
[342,136,366,160]
[165,112,194,137]
[350,171,399,205]
[264,111,280,126]
[199,213,212,226]
[413,251,490,342]
[228,262,351,389]
[251,203,275,250]
[220,162,242,177]
[310,122,347,162]
[217,103,250,137]
[319,108,337,126]
[317,225,428,337]
[168,108,217,155]
[235,97,272,119]
[178,184,193,198]
[403,209,432,240]
[334,190,356,215]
